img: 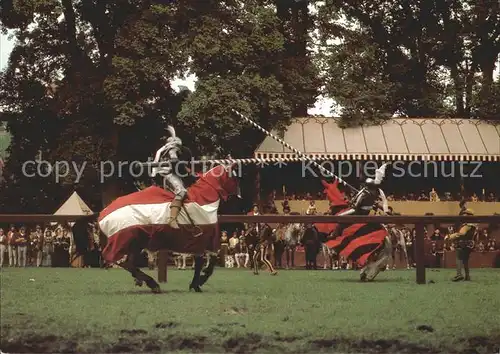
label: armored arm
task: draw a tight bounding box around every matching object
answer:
[165,137,182,160]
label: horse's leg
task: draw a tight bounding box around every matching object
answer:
[390,243,396,269]
[180,254,186,270]
[329,249,334,270]
[291,247,295,268]
[120,253,160,293]
[401,242,410,269]
[189,255,204,292]
[260,245,277,275]
[285,246,290,269]
[322,245,328,269]
[197,254,217,287]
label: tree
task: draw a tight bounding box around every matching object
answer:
[176,0,295,157]
[316,0,499,124]
[0,0,189,209]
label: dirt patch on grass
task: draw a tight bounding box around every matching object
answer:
[311,338,440,353]
[223,333,281,353]
[1,333,499,353]
[310,335,500,354]
[1,335,78,353]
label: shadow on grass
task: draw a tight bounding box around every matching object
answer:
[91,288,230,295]
[336,278,404,283]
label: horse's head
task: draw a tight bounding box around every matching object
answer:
[321,179,348,208]
[199,163,240,201]
[284,221,304,246]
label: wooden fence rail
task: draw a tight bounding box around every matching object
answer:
[1,214,499,285]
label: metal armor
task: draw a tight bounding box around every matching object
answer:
[338,187,378,216]
[153,136,187,201]
[152,129,190,230]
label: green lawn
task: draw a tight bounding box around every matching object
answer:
[1,267,499,353]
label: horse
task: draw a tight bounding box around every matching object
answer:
[320,242,337,270]
[387,226,410,269]
[282,221,304,269]
[313,179,392,281]
[97,164,240,293]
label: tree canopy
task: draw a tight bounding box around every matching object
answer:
[0,0,498,211]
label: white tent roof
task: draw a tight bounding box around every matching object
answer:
[54,191,93,215]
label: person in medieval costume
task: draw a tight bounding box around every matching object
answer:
[328,163,390,239]
[151,126,189,229]
[445,208,476,281]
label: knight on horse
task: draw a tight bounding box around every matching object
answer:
[329,163,390,239]
[151,126,190,230]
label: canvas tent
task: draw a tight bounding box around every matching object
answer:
[54,191,93,215]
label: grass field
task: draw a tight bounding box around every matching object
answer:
[1,267,500,353]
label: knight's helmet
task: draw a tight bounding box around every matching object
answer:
[364,162,390,214]
[151,125,178,185]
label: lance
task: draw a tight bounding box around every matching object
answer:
[141,156,325,168]
[231,109,359,192]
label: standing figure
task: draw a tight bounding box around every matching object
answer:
[252,224,277,275]
[32,225,43,267]
[0,228,6,267]
[7,225,18,267]
[42,228,53,267]
[16,226,28,267]
[302,224,319,269]
[219,231,229,267]
[273,231,285,269]
[445,209,476,281]
[151,126,189,230]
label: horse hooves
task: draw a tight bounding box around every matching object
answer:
[135,279,144,287]
[253,272,259,275]
[151,287,161,293]
[189,284,202,292]
[270,271,278,276]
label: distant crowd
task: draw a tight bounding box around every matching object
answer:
[0,223,101,268]
[268,189,498,202]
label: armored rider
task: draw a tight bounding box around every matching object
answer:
[445,208,476,281]
[329,163,390,238]
[151,126,189,229]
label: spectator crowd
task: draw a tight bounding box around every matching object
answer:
[267,189,498,203]
[0,223,101,268]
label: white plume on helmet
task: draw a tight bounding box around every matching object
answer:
[365,162,390,185]
[151,125,180,177]
[365,162,390,213]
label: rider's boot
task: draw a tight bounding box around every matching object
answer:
[167,199,182,229]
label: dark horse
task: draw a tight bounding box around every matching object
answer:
[81,164,240,293]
